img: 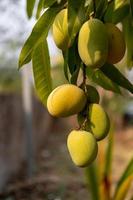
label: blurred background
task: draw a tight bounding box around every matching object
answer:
[0,0,133,199]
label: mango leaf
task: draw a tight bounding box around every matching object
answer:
[62,51,70,81]
[85,162,100,200]
[123,16,133,69]
[114,158,133,200]
[26,0,36,18]
[70,64,80,84]
[68,0,85,44]
[86,68,121,94]
[104,124,114,177]
[19,2,65,68]
[43,0,57,8]
[36,0,44,19]
[96,0,108,19]
[114,176,133,200]
[112,4,129,24]
[101,63,133,93]
[116,158,133,190]
[67,38,81,74]
[104,1,129,24]
[130,0,133,18]
[32,39,52,105]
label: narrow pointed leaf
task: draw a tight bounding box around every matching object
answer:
[104,124,114,177]
[86,68,121,94]
[19,4,64,68]
[123,16,133,69]
[70,64,80,84]
[32,39,52,105]
[130,0,133,18]
[26,0,36,18]
[62,51,69,81]
[36,0,44,19]
[101,63,133,93]
[96,0,108,19]
[114,175,133,200]
[68,0,86,43]
[43,0,57,8]
[114,158,133,199]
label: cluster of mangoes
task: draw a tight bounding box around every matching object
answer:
[53,9,126,66]
[47,84,110,167]
[46,8,126,167]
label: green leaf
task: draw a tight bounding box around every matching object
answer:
[36,0,44,19]
[32,39,52,105]
[62,51,69,81]
[130,0,133,18]
[85,163,100,200]
[26,0,36,18]
[68,0,85,43]
[114,176,133,200]
[123,15,133,69]
[43,0,57,8]
[67,38,81,74]
[70,64,80,84]
[19,4,63,68]
[86,68,121,94]
[104,124,114,177]
[96,0,108,19]
[112,4,129,24]
[114,158,133,200]
[104,1,130,24]
[101,63,133,93]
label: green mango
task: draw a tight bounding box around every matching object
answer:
[78,18,108,68]
[88,103,110,141]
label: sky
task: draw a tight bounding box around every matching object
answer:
[0,0,59,68]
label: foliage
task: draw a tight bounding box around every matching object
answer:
[19,0,133,199]
[85,126,133,200]
[19,0,133,104]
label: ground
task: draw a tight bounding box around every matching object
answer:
[0,117,133,200]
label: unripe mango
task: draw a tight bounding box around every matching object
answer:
[106,23,126,64]
[52,9,70,50]
[67,130,98,167]
[78,19,108,68]
[88,104,110,141]
[47,84,87,117]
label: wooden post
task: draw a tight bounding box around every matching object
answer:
[21,67,35,177]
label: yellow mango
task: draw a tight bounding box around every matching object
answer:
[47,84,87,117]
[88,104,110,141]
[52,9,70,51]
[67,130,98,167]
[106,23,126,64]
[78,19,108,68]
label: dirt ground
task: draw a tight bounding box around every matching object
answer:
[0,118,133,200]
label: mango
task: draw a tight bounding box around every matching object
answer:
[106,23,126,64]
[47,84,87,117]
[88,104,110,141]
[52,9,70,51]
[67,130,98,167]
[78,19,108,68]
